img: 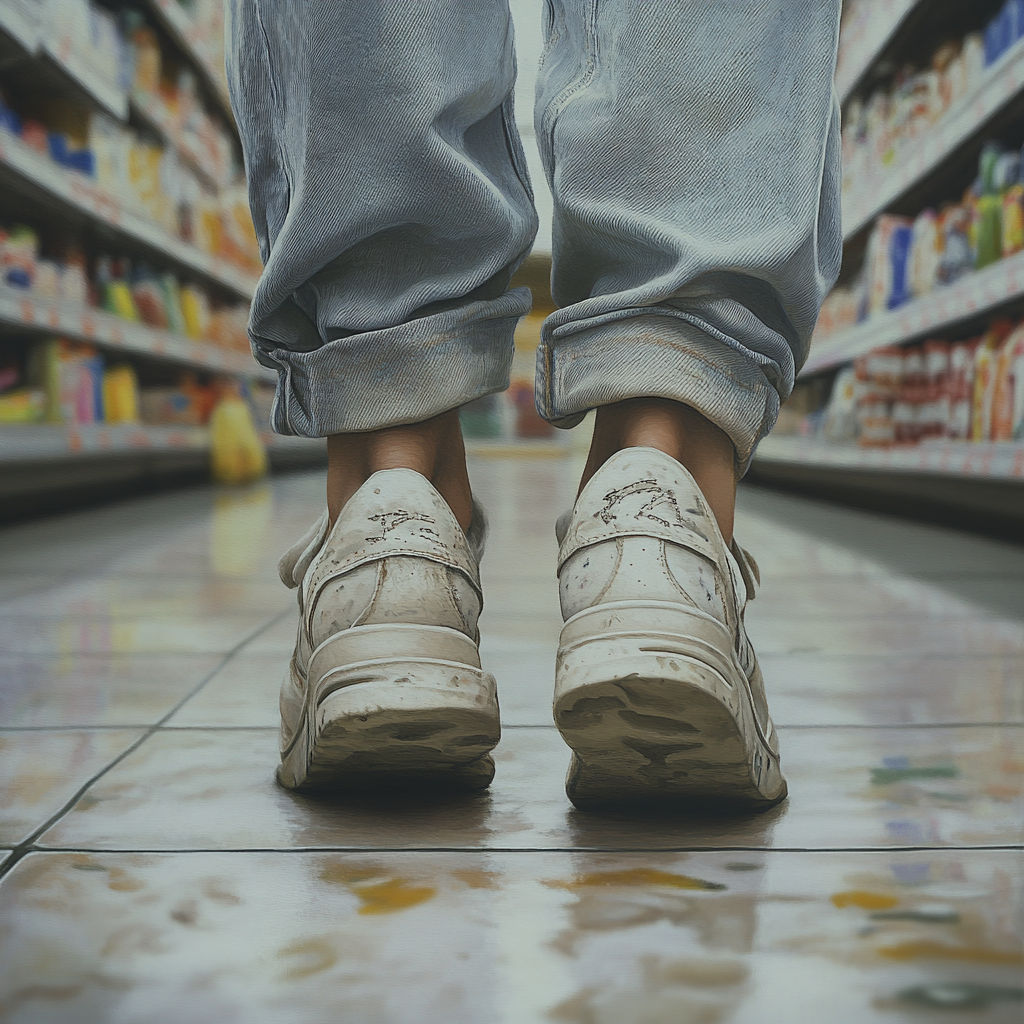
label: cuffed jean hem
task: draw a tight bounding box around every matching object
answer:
[535,311,781,474]
[260,287,531,437]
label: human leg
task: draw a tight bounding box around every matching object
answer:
[226,0,537,789]
[537,0,842,807]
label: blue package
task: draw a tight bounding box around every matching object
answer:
[0,98,20,136]
[887,224,914,310]
[1008,0,1024,42]
[986,6,1012,65]
[5,268,31,289]
[47,132,95,176]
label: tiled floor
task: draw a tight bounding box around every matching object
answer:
[0,460,1021,1023]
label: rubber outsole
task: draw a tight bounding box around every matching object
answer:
[554,605,786,812]
[277,657,500,792]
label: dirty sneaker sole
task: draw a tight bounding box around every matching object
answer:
[277,625,500,792]
[553,601,786,811]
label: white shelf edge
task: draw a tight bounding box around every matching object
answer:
[755,435,1024,481]
[40,35,128,121]
[806,249,1024,376]
[0,422,209,461]
[835,0,922,104]
[0,423,323,463]
[843,36,1024,241]
[0,128,258,300]
[0,285,274,382]
[0,2,39,53]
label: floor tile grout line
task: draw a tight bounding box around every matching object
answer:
[12,844,1024,856]
[4,721,1020,733]
[0,607,293,884]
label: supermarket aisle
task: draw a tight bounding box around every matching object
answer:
[0,457,1021,1023]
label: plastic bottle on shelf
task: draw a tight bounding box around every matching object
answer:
[971,319,1014,440]
[102,364,140,424]
[975,144,1005,269]
[991,320,1024,439]
[96,256,139,322]
[908,209,940,298]
[180,283,210,340]
[131,263,170,329]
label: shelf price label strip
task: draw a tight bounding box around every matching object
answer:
[756,436,1024,481]
[806,248,1024,377]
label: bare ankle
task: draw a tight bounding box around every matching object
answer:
[580,398,737,543]
[327,410,473,532]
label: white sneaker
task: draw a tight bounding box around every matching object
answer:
[275,469,499,791]
[553,447,786,810]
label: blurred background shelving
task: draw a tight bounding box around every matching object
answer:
[749,0,1024,536]
[0,0,322,519]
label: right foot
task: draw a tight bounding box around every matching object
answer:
[553,446,786,811]
[276,469,499,792]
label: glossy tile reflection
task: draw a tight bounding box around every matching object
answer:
[0,850,1020,1024]
[0,460,1021,1022]
[38,725,1022,852]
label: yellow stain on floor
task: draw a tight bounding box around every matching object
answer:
[546,868,727,892]
[877,941,1024,966]
[106,868,144,893]
[353,879,437,915]
[831,891,899,910]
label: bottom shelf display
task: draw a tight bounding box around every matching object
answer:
[755,434,1024,481]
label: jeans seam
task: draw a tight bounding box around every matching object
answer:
[253,1,293,208]
[539,0,600,157]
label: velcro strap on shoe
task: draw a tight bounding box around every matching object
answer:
[730,541,760,602]
[558,478,720,568]
[305,468,482,597]
[278,509,330,589]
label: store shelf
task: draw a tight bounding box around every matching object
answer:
[835,0,922,103]
[843,35,1024,240]
[0,1,128,122]
[0,284,272,381]
[806,248,1024,376]
[0,422,207,461]
[39,33,127,121]
[0,422,323,464]
[756,434,1024,481]
[0,128,258,300]
[141,0,235,129]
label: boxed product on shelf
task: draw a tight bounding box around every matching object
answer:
[0,216,253,352]
[138,373,215,426]
[807,314,1024,447]
[818,141,1024,342]
[840,1,1024,212]
[0,84,259,279]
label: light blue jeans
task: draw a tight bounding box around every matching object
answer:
[226,1,842,470]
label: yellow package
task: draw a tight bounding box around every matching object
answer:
[0,389,46,423]
[1003,184,1024,257]
[180,284,210,340]
[102,364,140,424]
[209,395,268,485]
